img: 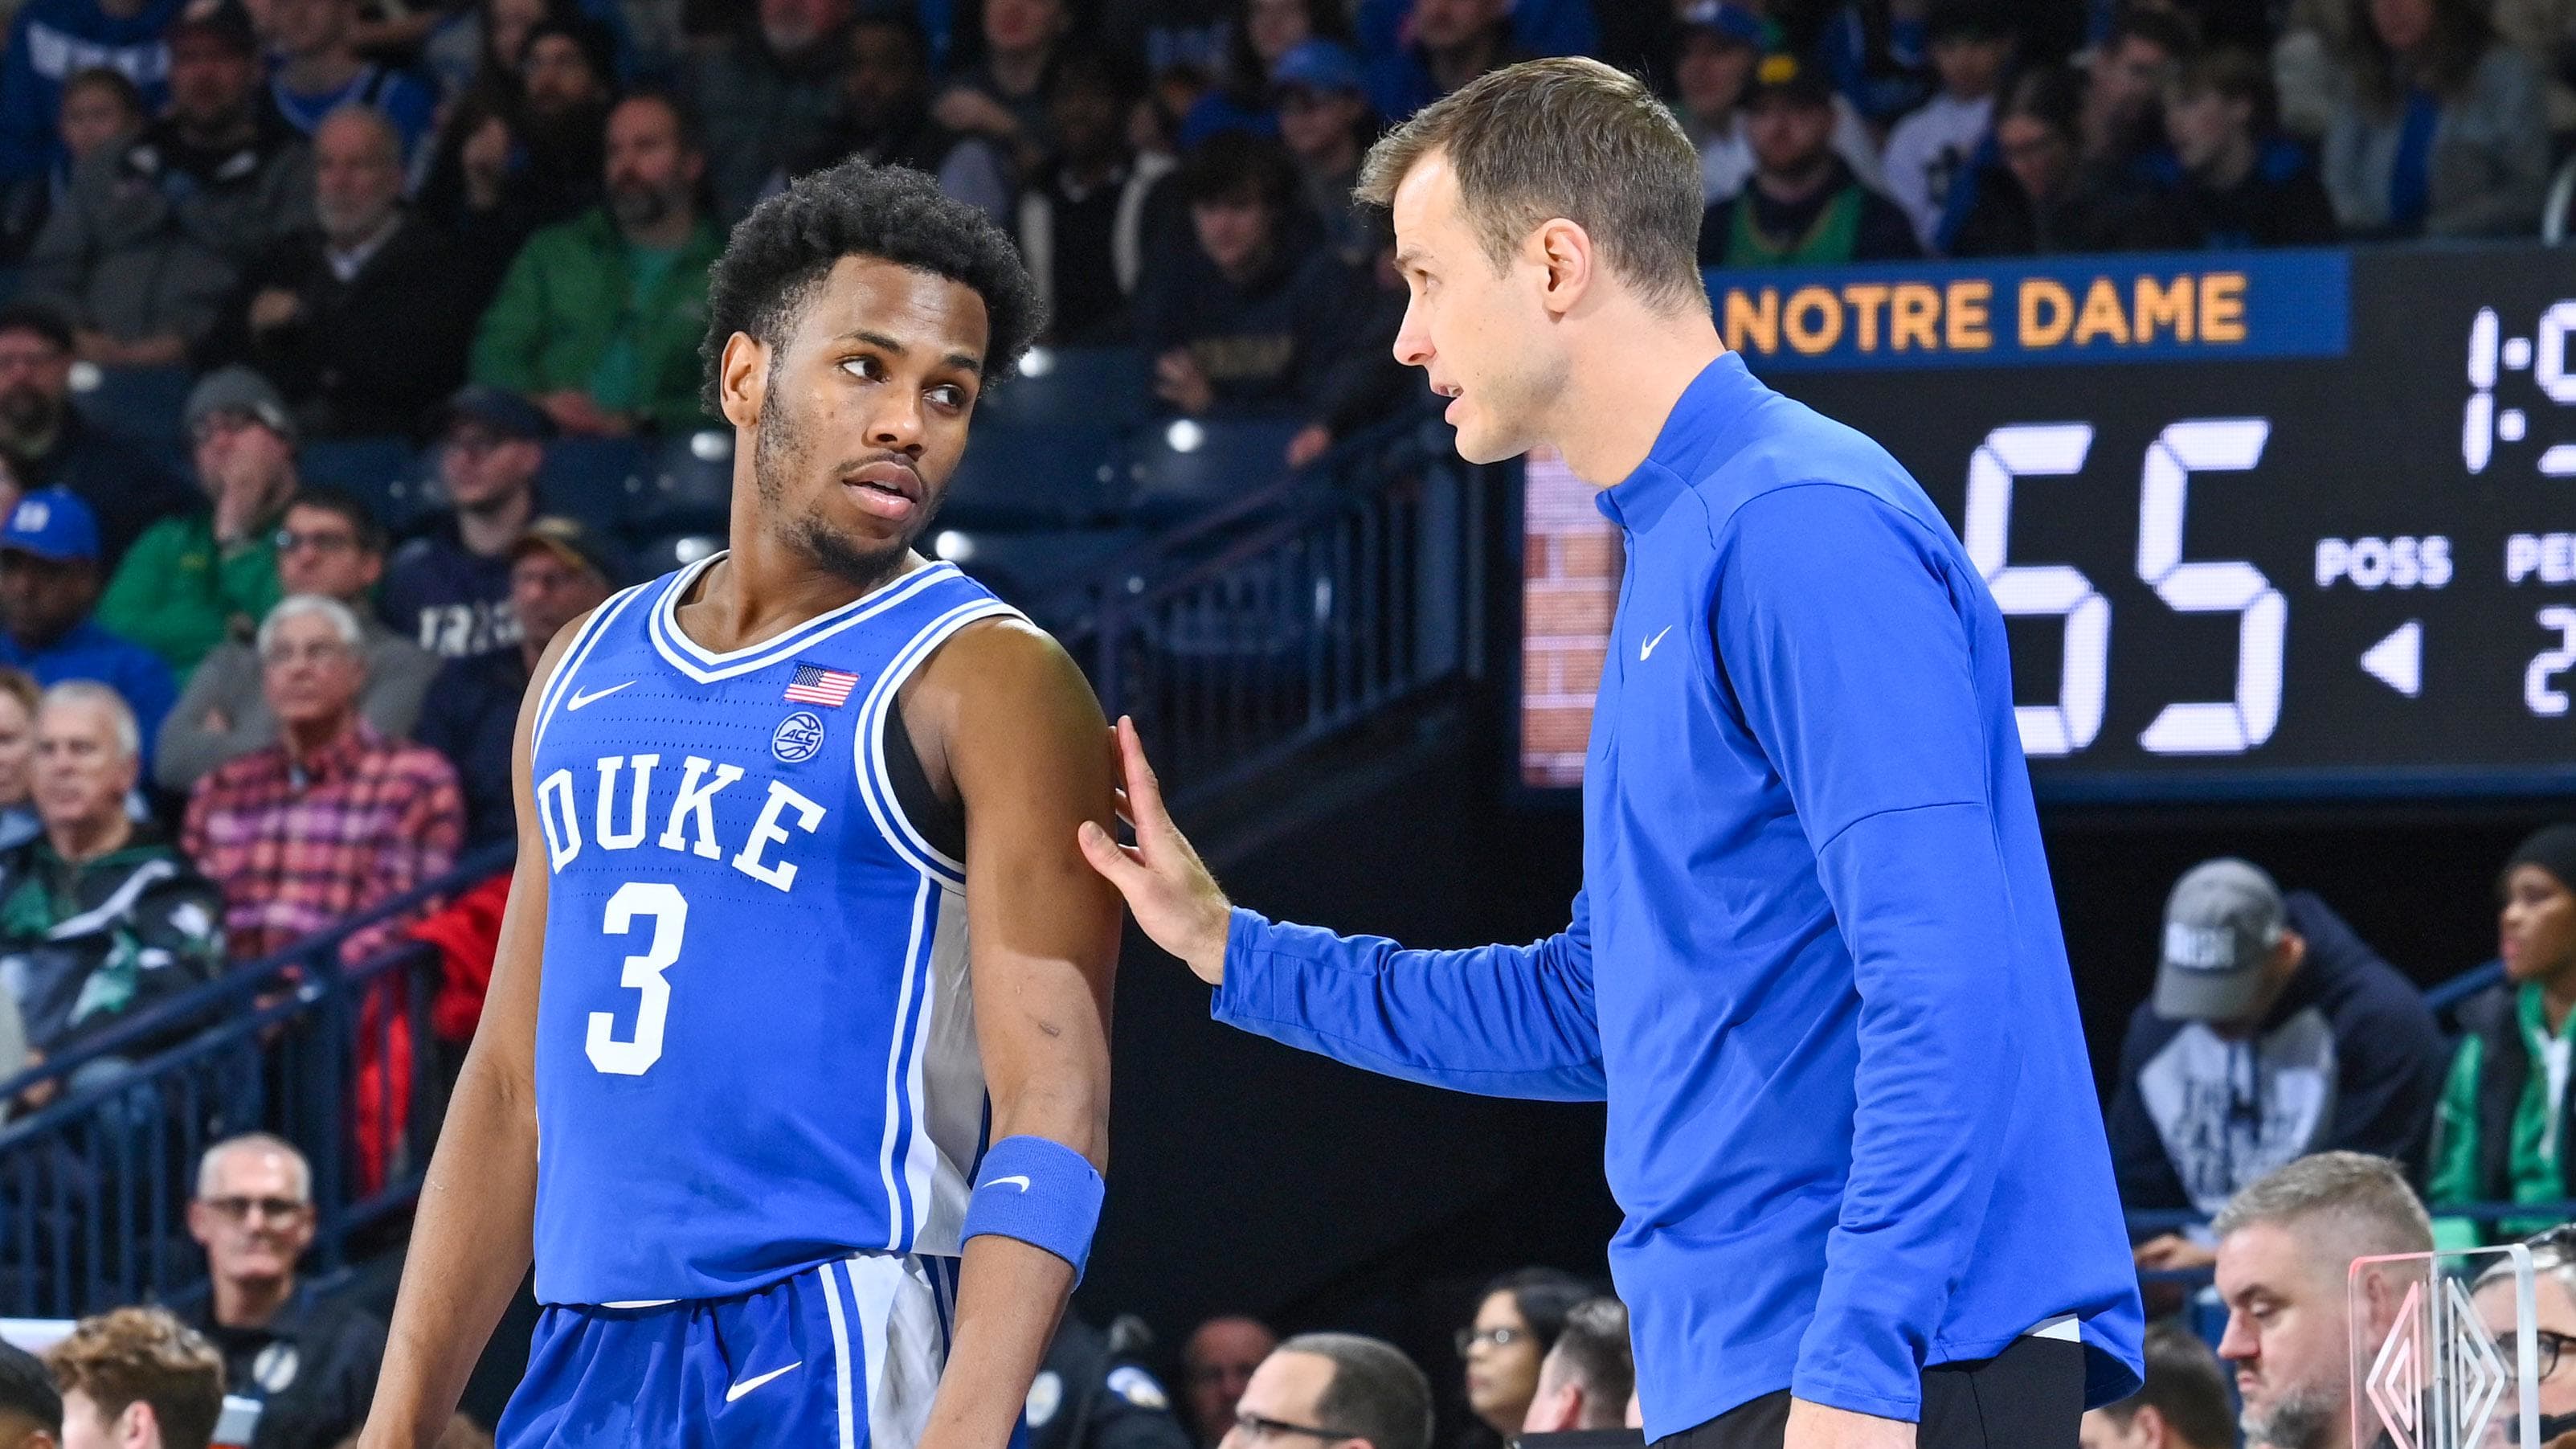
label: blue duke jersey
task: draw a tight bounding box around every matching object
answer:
[525,555,1020,1307]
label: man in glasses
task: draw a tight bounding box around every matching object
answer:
[153,488,434,792]
[1226,1336,1429,1449]
[169,1134,389,1449]
[98,366,300,678]
[378,385,550,662]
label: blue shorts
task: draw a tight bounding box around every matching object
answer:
[498,1255,960,1448]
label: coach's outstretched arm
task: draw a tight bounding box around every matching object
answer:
[356,613,585,1449]
[918,619,1125,1449]
[1077,718,1607,1100]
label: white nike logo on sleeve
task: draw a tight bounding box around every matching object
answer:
[726,1362,802,1402]
[1640,626,1674,661]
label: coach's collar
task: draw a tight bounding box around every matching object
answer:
[1596,350,1764,535]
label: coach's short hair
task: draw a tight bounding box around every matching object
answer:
[46,1308,223,1449]
[2091,1321,2233,1448]
[1278,1333,1431,1449]
[1544,1297,1633,1427]
[2212,1150,2435,1262]
[1355,57,1706,315]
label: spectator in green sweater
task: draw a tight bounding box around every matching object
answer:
[2431,824,2576,1242]
[95,366,292,678]
[468,91,723,436]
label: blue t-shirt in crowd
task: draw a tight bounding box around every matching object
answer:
[1212,352,2144,1434]
[271,63,438,165]
[0,617,178,768]
[0,0,182,185]
[378,519,518,661]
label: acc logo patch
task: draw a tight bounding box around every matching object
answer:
[1025,1370,1064,1427]
[1106,1365,1169,1410]
[771,710,828,764]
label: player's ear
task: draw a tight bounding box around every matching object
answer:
[718,332,769,430]
[1531,217,1593,320]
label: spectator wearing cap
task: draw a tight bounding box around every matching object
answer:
[1016,50,1177,344]
[0,1337,59,1449]
[1881,0,2015,250]
[2430,825,2576,1241]
[44,1306,225,1449]
[0,300,191,569]
[2157,47,2340,247]
[96,367,298,678]
[411,515,618,845]
[1135,133,1372,426]
[2077,1320,2235,1449]
[2110,858,2447,1275]
[775,11,1011,226]
[1670,2,1885,207]
[1272,42,1376,266]
[22,3,313,369]
[2322,0,2549,238]
[683,0,854,223]
[0,489,178,757]
[1699,54,1921,267]
[182,594,463,963]
[264,0,437,161]
[0,679,223,1080]
[204,106,485,438]
[378,385,549,661]
[471,90,722,436]
[0,66,145,264]
[153,488,435,793]
[0,0,182,190]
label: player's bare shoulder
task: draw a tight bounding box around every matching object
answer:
[902,614,1108,783]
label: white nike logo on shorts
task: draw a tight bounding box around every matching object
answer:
[726,1361,803,1402]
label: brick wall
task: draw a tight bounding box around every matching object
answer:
[1520,448,1621,788]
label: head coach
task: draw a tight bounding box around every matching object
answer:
[1077,55,2145,1449]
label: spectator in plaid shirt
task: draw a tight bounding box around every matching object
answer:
[181,594,463,962]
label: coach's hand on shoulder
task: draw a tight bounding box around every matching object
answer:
[1784,1399,1916,1449]
[1076,716,1232,985]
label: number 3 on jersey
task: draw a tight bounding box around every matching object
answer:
[587,882,687,1075]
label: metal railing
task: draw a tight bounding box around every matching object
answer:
[1048,410,1493,801]
[0,844,512,1318]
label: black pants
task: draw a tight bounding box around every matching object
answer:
[1650,1336,2084,1449]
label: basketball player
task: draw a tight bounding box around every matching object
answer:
[1077,58,2143,1449]
[357,162,1122,1448]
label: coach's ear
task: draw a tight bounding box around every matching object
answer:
[718,332,769,430]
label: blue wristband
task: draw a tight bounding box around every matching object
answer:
[961,1135,1105,1281]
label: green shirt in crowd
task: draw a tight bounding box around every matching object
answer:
[470,208,724,435]
[2430,980,2576,1245]
[96,510,284,679]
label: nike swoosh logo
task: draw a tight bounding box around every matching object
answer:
[1639,626,1674,661]
[567,682,633,710]
[983,1175,1032,1193]
[726,1362,802,1402]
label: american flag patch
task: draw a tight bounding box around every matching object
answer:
[783,664,861,706]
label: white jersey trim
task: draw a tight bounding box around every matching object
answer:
[852,597,1027,890]
[645,552,970,683]
[879,876,935,1250]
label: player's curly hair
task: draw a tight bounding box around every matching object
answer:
[699,160,1043,411]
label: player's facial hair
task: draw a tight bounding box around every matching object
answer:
[2240,1381,2337,1449]
[752,356,930,591]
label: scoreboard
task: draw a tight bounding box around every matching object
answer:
[1519,246,2576,801]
